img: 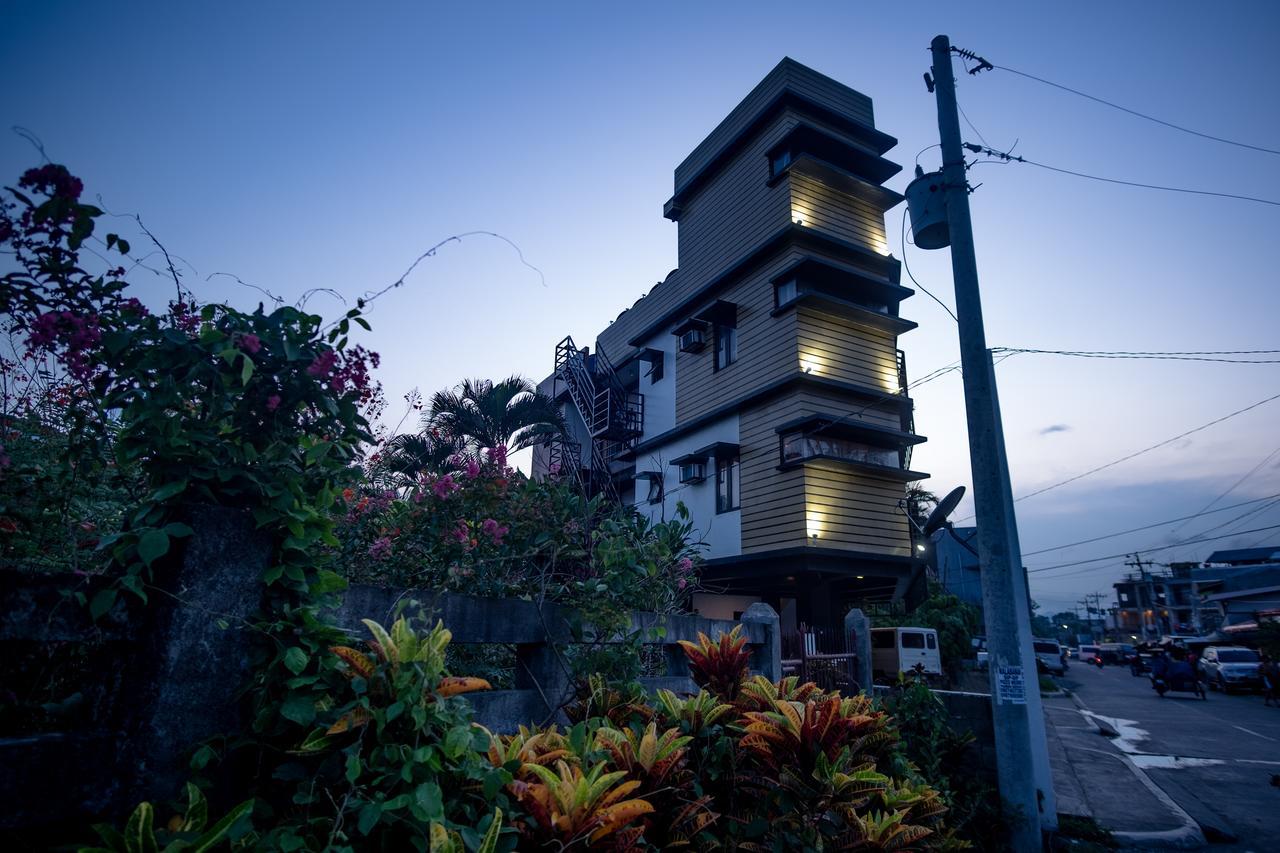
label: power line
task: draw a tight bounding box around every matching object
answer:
[1166,444,1280,540]
[1021,492,1280,556]
[956,390,1280,522]
[1008,390,1280,504]
[1027,523,1280,575]
[900,208,958,322]
[964,143,1280,208]
[991,346,1280,364]
[992,63,1280,157]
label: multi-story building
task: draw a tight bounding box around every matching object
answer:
[533,58,928,633]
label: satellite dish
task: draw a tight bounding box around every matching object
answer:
[923,486,966,536]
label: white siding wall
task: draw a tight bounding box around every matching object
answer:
[637,336,676,438]
[632,416,741,559]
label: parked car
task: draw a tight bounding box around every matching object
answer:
[1198,646,1262,693]
[871,627,942,679]
[1033,639,1067,676]
[1078,644,1101,663]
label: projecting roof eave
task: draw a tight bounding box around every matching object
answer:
[772,292,917,334]
[770,255,913,304]
[664,78,898,221]
[777,456,929,482]
[702,545,915,577]
[774,413,926,447]
[625,222,902,349]
[1205,584,1280,602]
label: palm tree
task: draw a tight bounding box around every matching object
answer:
[427,376,565,453]
[374,430,466,486]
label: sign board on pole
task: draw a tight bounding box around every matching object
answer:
[996,665,1026,705]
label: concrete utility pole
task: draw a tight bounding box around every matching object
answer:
[927,35,1055,847]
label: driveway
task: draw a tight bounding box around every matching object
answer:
[1063,663,1280,845]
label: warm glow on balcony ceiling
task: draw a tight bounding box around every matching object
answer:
[806,508,824,541]
[799,351,823,375]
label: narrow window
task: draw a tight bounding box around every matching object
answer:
[646,474,663,505]
[647,352,664,382]
[774,279,798,308]
[714,325,737,371]
[716,454,740,513]
[770,149,792,178]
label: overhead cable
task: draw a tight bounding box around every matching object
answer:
[964,143,1280,208]
[1026,523,1280,575]
[1021,492,1280,556]
[954,390,1280,523]
[991,346,1280,364]
[991,63,1280,157]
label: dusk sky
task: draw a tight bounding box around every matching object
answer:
[4,1,1278,615]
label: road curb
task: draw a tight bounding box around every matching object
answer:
[1067,692,1206,849]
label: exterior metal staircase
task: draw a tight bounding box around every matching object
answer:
[552,335,644,500]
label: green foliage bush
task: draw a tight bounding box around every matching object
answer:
[2,166,967,849]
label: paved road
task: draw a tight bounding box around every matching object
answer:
[1063,662,1280,846]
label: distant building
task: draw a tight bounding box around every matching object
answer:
[532,58,927,634]
[1198,557,1280,641]
[1111,546,1280,640]
[1204,546,1280,567]
[930,525,982,607]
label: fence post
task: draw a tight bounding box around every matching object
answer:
[124,506,271,805]
[844,608,872,693]
[741,602,781,682]
[514,604,574,724]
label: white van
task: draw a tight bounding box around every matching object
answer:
[871,627,942,678]
[1078,644,1101,663]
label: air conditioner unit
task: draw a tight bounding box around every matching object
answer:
[679,328,705,353]
[679,462,707,484]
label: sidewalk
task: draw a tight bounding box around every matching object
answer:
[1043,693,1204,847]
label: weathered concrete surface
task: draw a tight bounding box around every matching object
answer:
[123,506,271,806]
[1066,664,1280,846]
[1043,691,1202,846]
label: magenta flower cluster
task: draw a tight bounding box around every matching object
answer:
[432,474,459,499]
[367,536,393,561]
[19,164,84,203]
[27,310,102,381]
[481,518,509,545]
[306,345,380,402]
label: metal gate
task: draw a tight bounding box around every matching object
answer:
[780,623,862,694]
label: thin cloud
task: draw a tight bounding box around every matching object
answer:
[1039,424,1071,436]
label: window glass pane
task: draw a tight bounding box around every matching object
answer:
[775,279,797,306]
[871,631,893,649]
[714,326,737,370]
[901,632,925,649]
[926,634,937,649]
[779,431,897,467]
[646,476,663,504]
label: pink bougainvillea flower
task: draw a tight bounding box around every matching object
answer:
[367,536,393,561]
[481,517,509,545]
[433,474,459,499]
[465,458,481,479]
[266,394,282,411]
[678,557,694,574]
[487,444,507,468]
[446,519,470,546]
[237,333,262,354]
